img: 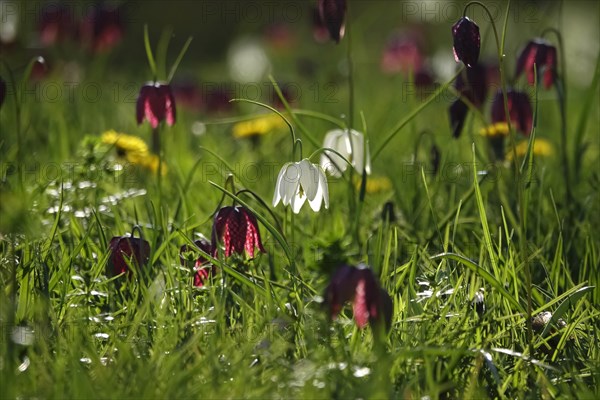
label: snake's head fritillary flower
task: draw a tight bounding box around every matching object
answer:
[211,206,266,259]
[318,0,346,44]
[320,129,371,177]
[38,4,75,46]
[491,89,533,135]
[324,264,393,330]
[273,159,329,214]
[515,39,557,89]
[107,235,150,277]
[180,239,215,287]
[136,82,176,128]
[452,17,480,68]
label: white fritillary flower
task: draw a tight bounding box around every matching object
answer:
[273,159,329,213]
[320,129,371,177]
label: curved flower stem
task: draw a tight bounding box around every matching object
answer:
[541,27,571,204]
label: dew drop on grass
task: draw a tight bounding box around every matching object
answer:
[17,356,30,373]
[94,333,109,340]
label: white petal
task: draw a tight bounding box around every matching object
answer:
[298,159,318,201]
[280,163,300,206]
[290,187,307,213]
[272,164,287,207]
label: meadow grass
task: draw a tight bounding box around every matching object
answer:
[1,1,599,398]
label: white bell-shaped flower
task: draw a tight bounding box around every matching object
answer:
[320,129,371,177]
[273,159,329,213]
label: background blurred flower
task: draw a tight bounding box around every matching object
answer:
[353,176,392,194]
[320,129,371,177]
[452,17,480,68]
[136,83,176,128]
[515,39,557,89]
[80,3,124,53]
[107,235,150,277]
[273,159,329,213]
[380,32,424,75]
[38,4,76,46]
[211,206,266,259]
[233,114,286,139]
[505,138,554,161]
[101,130,167,175]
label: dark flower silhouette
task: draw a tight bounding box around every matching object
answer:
[452,17,480,68]
[211,206,266,258]
[491,89,533,135]
[515,39,557,89]
[136,83,177,128]
[318,0,347,44]
[0,76,6,109]
[180,239,215,287]
[449,64,488,138]
[324,264,393,330]
[107,235,150,277]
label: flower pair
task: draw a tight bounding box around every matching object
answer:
[324,264,393,330]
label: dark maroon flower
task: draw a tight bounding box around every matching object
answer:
[452,17,480,68]
[318,0,346,44]
[491,89,533,135]
[107,235,150,277]
[204,87,233,114]
[324,264,393,330]
[81,4,124,53]
[515,39,557,89]
[449,99,469,138]
[38,4,76,46]
[172,79,203,111]
[211,206,266,259]
[180,239,215,287]
[136,82,177,128]
[0,76,6,109]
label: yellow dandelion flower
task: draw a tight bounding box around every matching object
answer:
[505,138,554,161]
[101,130,166,175]
[233,114,286,139]
[101,130,149,154]
[354,176,393,194]
[479,122,510,137]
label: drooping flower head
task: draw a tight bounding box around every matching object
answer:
[318,0,347,44]
[491,89,533,135]
[452,16,480,68]
[449,99,469,139]
[273,159,329,214]
[136,82,176,128]
[180,238,215,287]
[324,264,393,330]
[515,39,557,89]
[211,206,266,259]
[107,234,150,277]
[320,129,371,177]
